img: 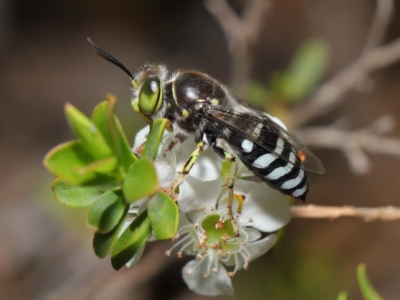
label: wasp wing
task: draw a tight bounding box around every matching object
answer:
[208,98,325,174]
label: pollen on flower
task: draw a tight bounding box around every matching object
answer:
[242,239,247,245]
[228,272,234,278]
[172,234,180,241]
[187,270,193,276]
[177,251,183,258]
[196,254,202,260]
[210,206,215,212]
[211,268,218,273]
[203,273,209,278]
[248,218,254,223]
[194,222,199,228]
[244,263,249,270]
[165,250,171,257]
[215,219,224,229]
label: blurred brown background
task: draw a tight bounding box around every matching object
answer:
[1,0,400,299]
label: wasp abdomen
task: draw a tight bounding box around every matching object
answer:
[229,133,309,200]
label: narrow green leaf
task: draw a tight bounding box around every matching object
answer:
[278,39,329,103]
[87,189,127,233]
[65,103,113,159]
[142,118,169,161]
[91,97,137,172]
[123,158,159,203]
[148,192,179,239]
[52,179,119,208]
[111,210,151,270]
[93,206,128,258]
[357,264,383,300]
[336,291,348,300]
[78,156,118,175]
[44,140,99,184]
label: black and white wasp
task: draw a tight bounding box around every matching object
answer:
[88,38,325,207]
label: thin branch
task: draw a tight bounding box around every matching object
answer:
[204,0,272,94]
[363,0,394,53]
[291,205,400,221]
[297,115,400,174]
[290,1,399,127]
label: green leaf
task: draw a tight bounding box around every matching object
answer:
[93,206,128,258]
[44,140,104,184]
[91,97,137,172]
[123,158,159,203]
[278,39,329,103]
[65,103,113,159]
[357,264,383,300]
[78,156,118,175]
[141,118,169,161]
[148,192,179,239]
[111,210,151,270]
[87,189,127,233]
[336,291,348,300]
[52,179,119,208]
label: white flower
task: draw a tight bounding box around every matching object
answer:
[166,182,291,296]
[129,122,292,296]
[122,125,223,268]
[133,125,222,212]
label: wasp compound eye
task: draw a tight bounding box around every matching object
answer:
[138,78,163,116]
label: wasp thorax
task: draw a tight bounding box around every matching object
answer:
[138,78,163,116]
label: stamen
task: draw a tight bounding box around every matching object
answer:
[211,268,218,273]
[187,270,193,276]
[177,251,183,258]
[165,250,171,257]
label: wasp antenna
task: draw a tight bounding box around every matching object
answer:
[87,38,134,79]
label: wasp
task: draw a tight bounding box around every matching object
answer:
[88,38,325,221]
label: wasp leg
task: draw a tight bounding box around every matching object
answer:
[167,141,205,196]
[206,135,240,237]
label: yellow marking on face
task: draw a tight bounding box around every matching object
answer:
[172,81,177,100]
[131,99,140,112]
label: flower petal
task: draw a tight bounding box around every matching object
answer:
[175,140,221,182]
[247,234,277,262]
[265,113,287,130]
[154,161,176,189]
[243,227,261,243]
[239,183,291,232]
[182,259,234,296]
[234,178,258,196]
[179,177,223,213]
[132,126,150,150]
